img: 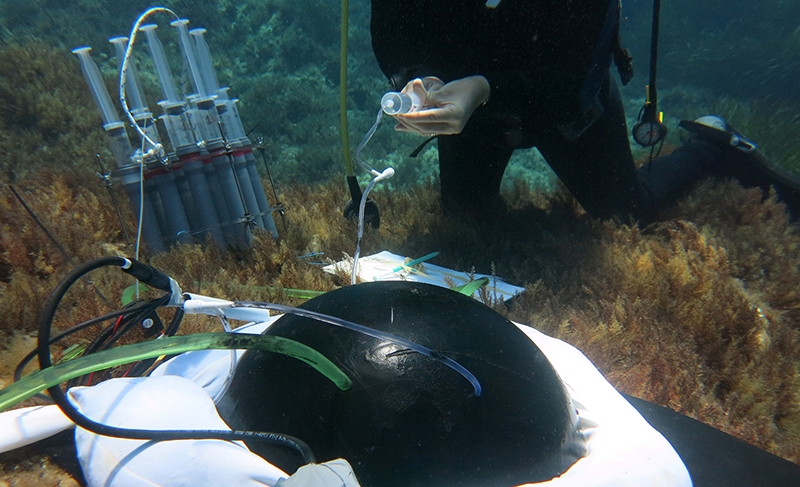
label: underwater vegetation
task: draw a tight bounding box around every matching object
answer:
[0,41,109,181]
[3,176,800,484]
[623,0,800,103]
[1,0,800,483]
[620,0,800,176]
[510,183,800,461]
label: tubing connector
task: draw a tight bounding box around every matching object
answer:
[182,294,273,322]
[182,294,235,314]
[374,167,395,183]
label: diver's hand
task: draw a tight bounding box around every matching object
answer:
[393,75,490,136]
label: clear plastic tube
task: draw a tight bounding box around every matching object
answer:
[110,37,148,116]
[171,19,208,97]
[140,24,181,105]
[350,108,394,285]
[236,301,482,397]
[71,47,120,128]
[117,7,176,160]
[190,28,220,95]
[212,314,237,403]
[351,176,380,285]
[355,108,391,177]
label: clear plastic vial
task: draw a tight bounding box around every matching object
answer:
[381,91,421,115]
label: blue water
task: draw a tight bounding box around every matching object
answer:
[1,0,799,474]
[0,0,798,188]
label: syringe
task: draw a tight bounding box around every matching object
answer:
[110,36,160,151]
[191,27,246,142]
[141,24,196,151]
[71,46,134,169]
[140,24,181,105]
[72,47,120,129]
[109,37,147,116]
[170,19,208,98]
[172,18,220,144]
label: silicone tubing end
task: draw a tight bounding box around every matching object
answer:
[374,167,395,182]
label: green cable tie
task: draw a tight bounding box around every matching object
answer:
[0,333,351,412]
[452,277,490,297]
[391,251,439,273]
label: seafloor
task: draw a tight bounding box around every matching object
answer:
[1,0,800,484]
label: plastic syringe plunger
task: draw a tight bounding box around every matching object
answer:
[110,36,148,115]
[141,24,182,105]
[171,18,208,98]
[381,91,421,115]
[71,47,120,127]
[190,28,221,96]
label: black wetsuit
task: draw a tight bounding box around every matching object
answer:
[369,0,755,221]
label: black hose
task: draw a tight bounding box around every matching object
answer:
[36,256,316,464]
[644,0,662,122]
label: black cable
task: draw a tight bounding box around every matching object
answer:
[116,302,184,378]
[36,256,316,465]
[633,0,667,149]
[19,297,180,398]
[15,300,160,383]
[39,257,127,381]
[68,299,167,387]
[409,135,438,158]
[637,104,646,121]
[162,306,184,337]
[653,137,665,159]
[83,306,146,355]
[93,296,170,352]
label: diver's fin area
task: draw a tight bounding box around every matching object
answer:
[624,394,800,486]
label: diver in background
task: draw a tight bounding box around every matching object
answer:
[370,0,800,222]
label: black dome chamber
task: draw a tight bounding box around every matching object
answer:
[217,282,581,486]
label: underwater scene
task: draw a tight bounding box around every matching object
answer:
[1,0,800,484]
